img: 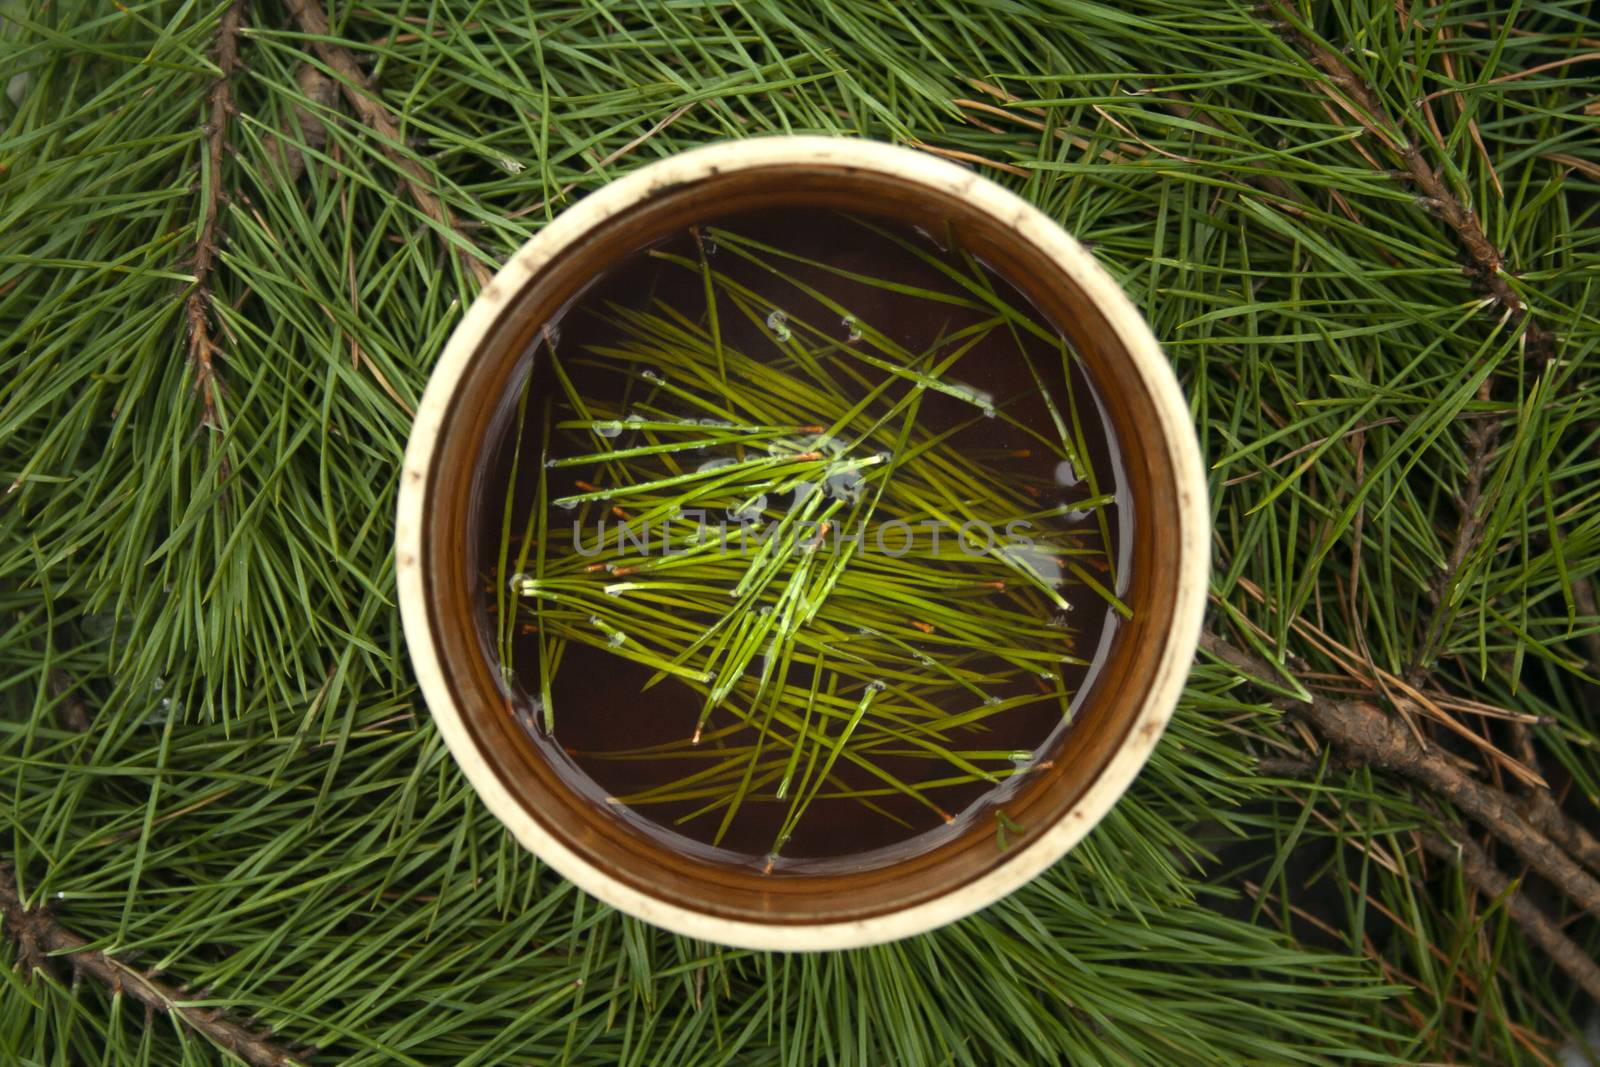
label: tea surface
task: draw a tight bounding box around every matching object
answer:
[477,209,1130,872]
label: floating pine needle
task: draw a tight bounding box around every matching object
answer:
[481,209,1129,869]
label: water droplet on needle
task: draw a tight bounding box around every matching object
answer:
[765,309,791,342]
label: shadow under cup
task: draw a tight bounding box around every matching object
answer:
[406,154,1196,938]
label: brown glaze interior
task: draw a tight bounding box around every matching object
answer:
[420,165,1182,925]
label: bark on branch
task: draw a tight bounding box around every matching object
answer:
[281,0,493,287]
[1203,632,1600,920]
[1420,830,1600,1003]
[1209,632,1600,1003]
[1264,1,1553,362]
[0,866,307,1066]
[1507,720,1600,880]
[261,64,339,185]
[184,0,246,430]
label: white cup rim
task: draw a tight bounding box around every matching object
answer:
[396,135,1209,950]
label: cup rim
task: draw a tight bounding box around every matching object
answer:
[396,135,1208,950]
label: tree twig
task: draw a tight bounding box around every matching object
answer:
[1263,1,1553,362]
[1215,631,1600,1006]
[281,0,493,288]
[260,64,339,186]
[1260,5,1565,692]
[184,0,246,431]
[1202,631,1600,920]
[0,865,307,1066]
[1418,830,1600,1003]
[1507,720,1600,879]
[1413,399,1501,673]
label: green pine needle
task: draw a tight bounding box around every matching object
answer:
[3,0,1597,1063]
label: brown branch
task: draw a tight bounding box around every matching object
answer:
[1202,631,1600,919]
[1257,753,1362,777]
[1507,720,1600,879]
[1524,795,1600,882]
[1261,5,1567,700]
[1418,830,1600,1003]
[1259,3,1546,757]
[260,64,338,186]
[1234,5,1600,1010]
[184,1,246,431]
[1226,577,1542,783]
[281,0,493,288]
[1413,400,1501,673]
[1217,633,1600,1004]
[1256,762,1600,1038]
[0,866,307,1066]
[1264,2,1554,363]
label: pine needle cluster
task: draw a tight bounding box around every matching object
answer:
[2,1,1596,1063]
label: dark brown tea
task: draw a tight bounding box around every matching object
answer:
[475,209,1129,874]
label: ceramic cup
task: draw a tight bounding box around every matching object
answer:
[396,136,1207,950]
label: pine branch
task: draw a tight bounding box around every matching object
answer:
[8,1,1597,1058]
[281,0,493,288]
[1418,830,1600,1003]
[1413,404,1501,672]
[1262,0,1554,362]
[1209,632,1600,1005]
[185,0,247,431]
[0,866,308,1067]
[1258,3,1574,697]
[260,64,338,185]
[1507,721,1600,879]
[1261,5,1573,695]
[1202,632,1600,919]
